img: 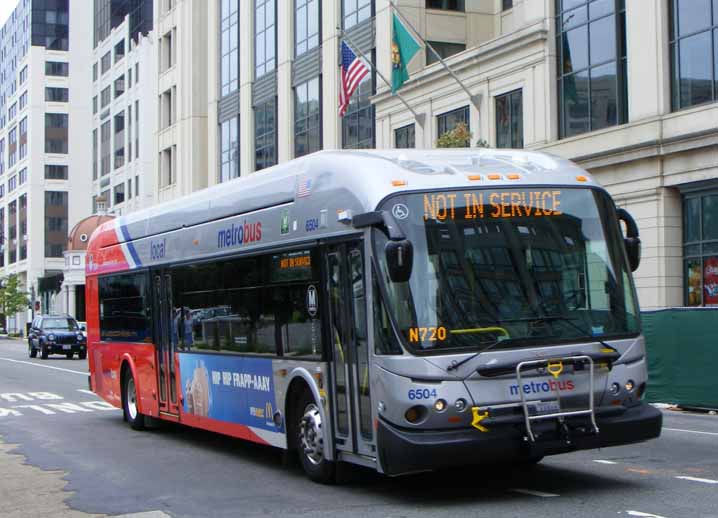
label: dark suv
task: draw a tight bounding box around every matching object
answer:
[28,315,87,360]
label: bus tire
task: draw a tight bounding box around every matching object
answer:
[122,369,146,430]
[296,391,335,484]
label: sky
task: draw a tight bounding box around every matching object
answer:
[0,1,16,29]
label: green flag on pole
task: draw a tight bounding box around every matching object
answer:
[391,13,421,94]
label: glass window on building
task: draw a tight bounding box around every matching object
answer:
[114,39,125,63]
[46,165,68,180]
[294,76,322,158]
[19,194,27,261]
[220,116,239,182]
[92,129,98,180]
[114,183,125,205]
[8,127,17,168]
[255,98,277,171]
[0,139,4,175]
[426,1,465,12]
[426,41,466,66]
[343,0,373,29]
[31,0,69,50]
[502,0,513,10]
[669,0,718,110]
[101,120,111,176]
[556,0,627,138]
[101,86,111,109]
[437,105,469,139]
[8,201,17,264]
[684,192,718,306]
[19,117,27,160]
[114,112,125,169]
[220,0,239,96]
[495,89,523,148]
[0,208,4,267]
[45,113,68,154]
[45,61,69,77]
[296,0,320,56]
[101,51,111,74]
[394,124,415,148]
[46,87,69,102]
[342,74,375,149]
[114,75,125,99]
[45,191,68,258]
[255,0,276,78]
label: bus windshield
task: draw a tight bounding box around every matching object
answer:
[374,187,640,354]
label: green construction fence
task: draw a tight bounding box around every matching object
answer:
[642,307,718,409]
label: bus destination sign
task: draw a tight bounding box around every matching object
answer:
[423,190,563,221]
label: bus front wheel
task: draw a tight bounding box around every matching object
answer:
[296,391,335,484]
[122,370,146,430]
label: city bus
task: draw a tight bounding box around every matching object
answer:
[85,149,662,483]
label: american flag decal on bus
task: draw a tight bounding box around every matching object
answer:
[297,176,312,197]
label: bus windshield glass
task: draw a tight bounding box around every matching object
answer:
[374,187,640,354]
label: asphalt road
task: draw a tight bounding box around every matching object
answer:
[1,338,717,518]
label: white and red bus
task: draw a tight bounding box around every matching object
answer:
[86,150,661,482]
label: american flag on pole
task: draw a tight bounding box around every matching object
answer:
[339,41,369,117]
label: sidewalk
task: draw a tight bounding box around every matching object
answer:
[0,439,170,518]
[0,439,102,518]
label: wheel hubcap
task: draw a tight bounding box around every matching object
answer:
[298,403,324,465]
[127,378,138,420]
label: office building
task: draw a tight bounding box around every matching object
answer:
[0,0,93,330]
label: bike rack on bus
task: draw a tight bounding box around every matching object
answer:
[516,355,599,443]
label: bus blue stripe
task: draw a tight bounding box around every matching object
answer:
[120,223,142,267]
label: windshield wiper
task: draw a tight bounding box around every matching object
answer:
[446,336,514,371]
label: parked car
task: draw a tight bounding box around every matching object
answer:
[28,315,87,360]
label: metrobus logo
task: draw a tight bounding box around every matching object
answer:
[509,379,575,396]
[217,221,262,249]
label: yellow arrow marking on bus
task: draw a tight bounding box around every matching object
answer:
[547,360,564,379]
[471,407,489,432]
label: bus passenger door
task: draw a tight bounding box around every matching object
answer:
[152,271,180,416]
[326,241,375,459]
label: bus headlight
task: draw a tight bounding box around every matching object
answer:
[454,398,467,412]
[405,406,427,424]
[625,380,635,392]
[434,399,447,412]
[609,382,621,395]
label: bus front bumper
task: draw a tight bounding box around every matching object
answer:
[376,401,662,476]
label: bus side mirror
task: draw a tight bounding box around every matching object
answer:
[385,240,413,283]
[617,208,641,272]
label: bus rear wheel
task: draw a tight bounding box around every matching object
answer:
[296,391,335,484]
[122,370,146,430]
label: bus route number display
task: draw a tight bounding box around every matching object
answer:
[423,190,563,220]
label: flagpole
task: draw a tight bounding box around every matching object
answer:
[389,0,481,109]
[338,27,426,127]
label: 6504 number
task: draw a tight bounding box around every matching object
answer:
[408,388,438,400]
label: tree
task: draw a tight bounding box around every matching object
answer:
[436,122,489,148]
[0,274,30,321]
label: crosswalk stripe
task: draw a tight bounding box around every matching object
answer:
[675,475,718,485]
[510,488,559,498]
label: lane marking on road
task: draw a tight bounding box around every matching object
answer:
[625,511,668,518]
[664,427,718,437]
[510,488,559,498]
[0,357,87,376]
[593,460,618,465]
[76,389,96,396]
[675,476,718,485]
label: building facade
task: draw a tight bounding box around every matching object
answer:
[0,0,93,331]
[154,0,209,204]
[182,0,716,311]
[91,0,156,216]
